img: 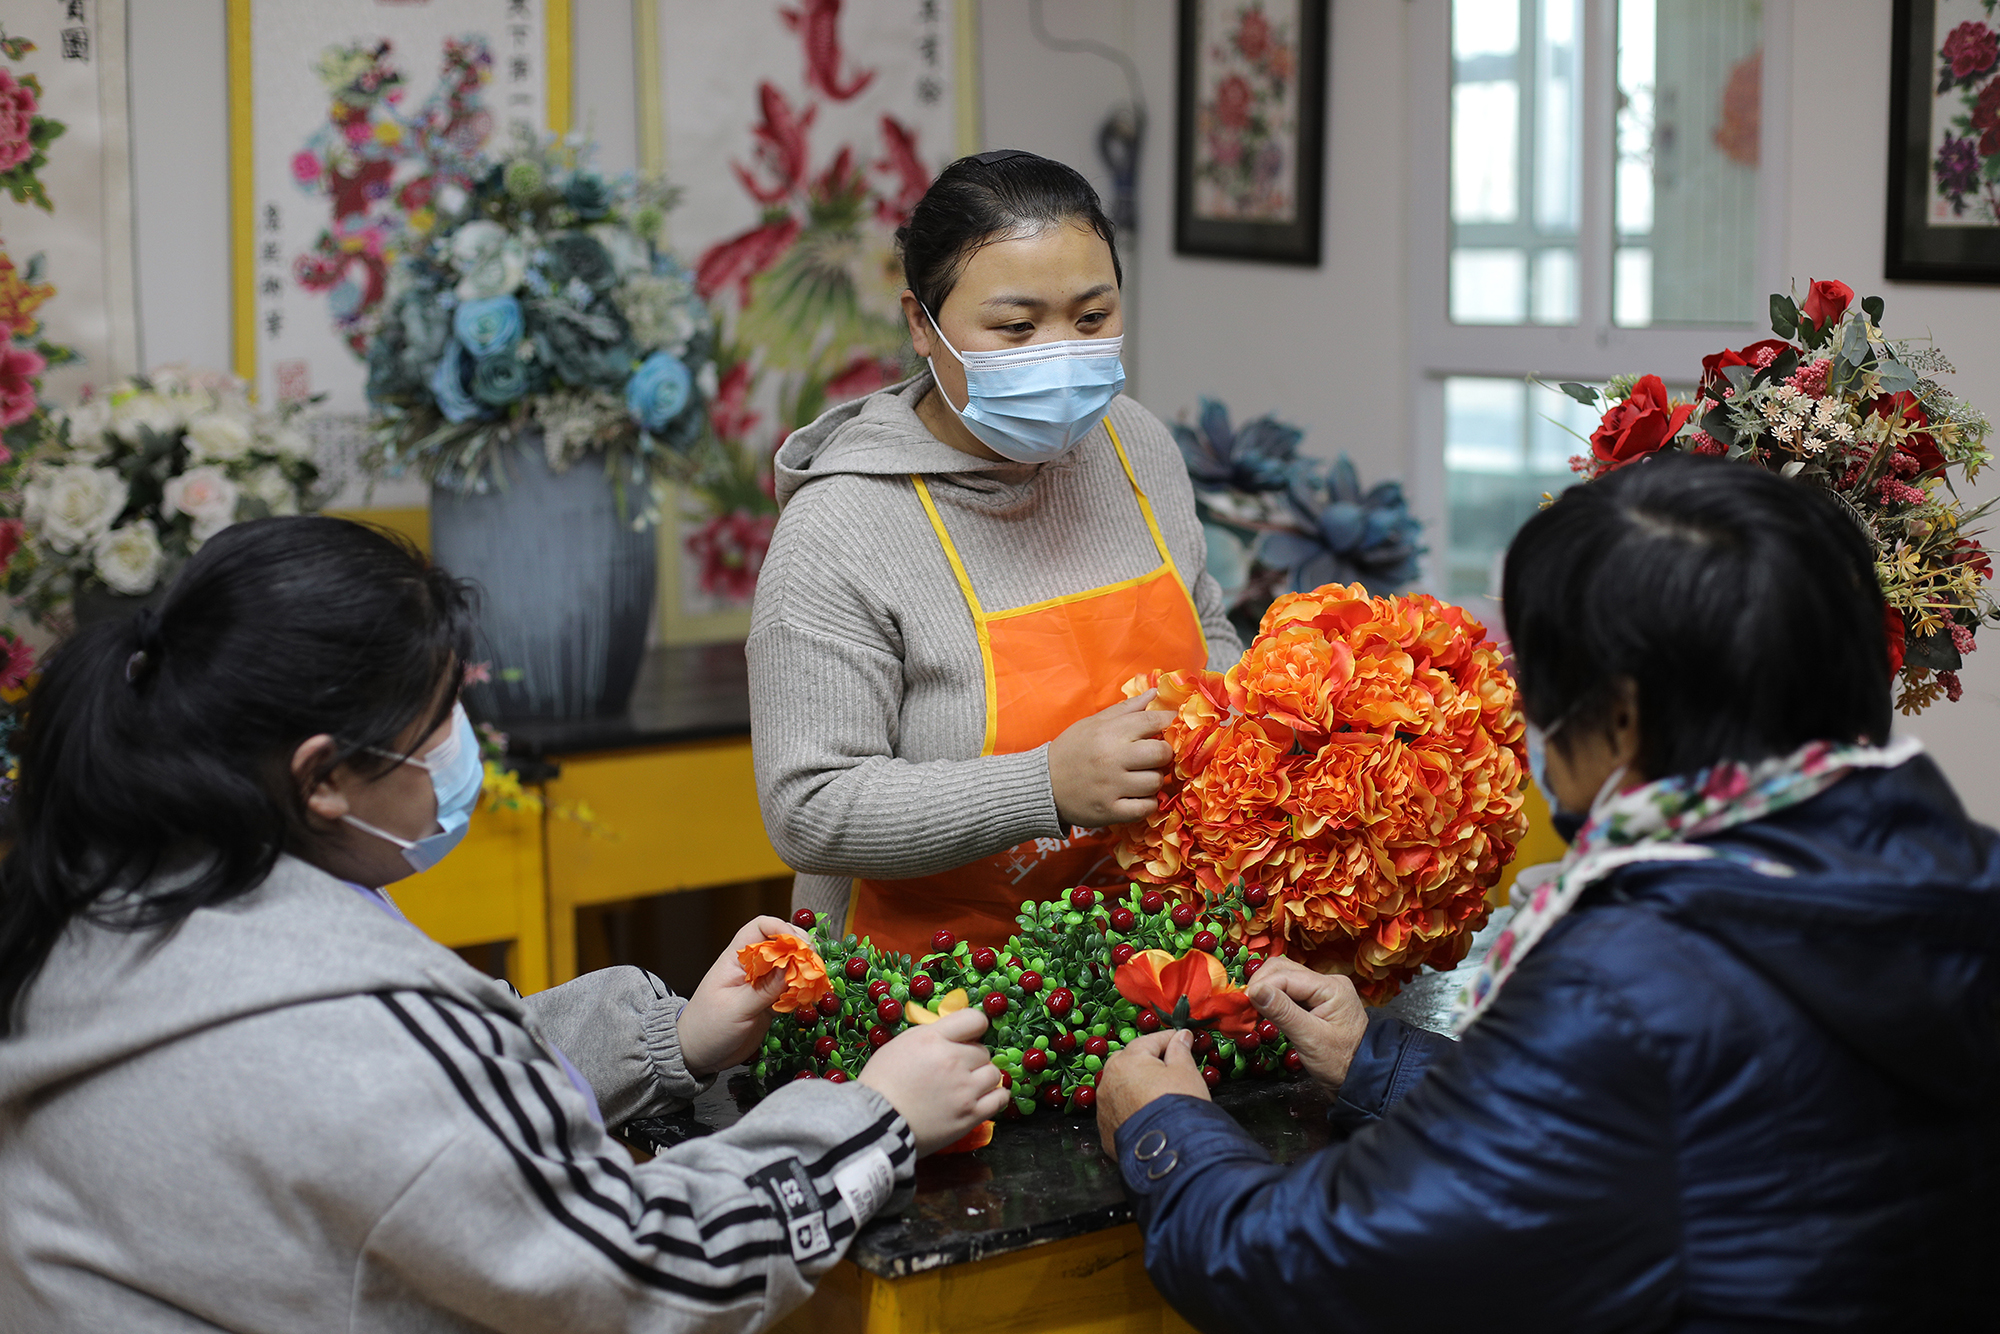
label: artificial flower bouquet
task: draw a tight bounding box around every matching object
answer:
[1117,583,1528,1002]
[1174,398,1423,644]
[1561,280,1996,713]
[10,368,319,623]
[364,130,716,519]
[750,885,1292,1118]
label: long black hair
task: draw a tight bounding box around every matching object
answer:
[896,149,1122,313]
[1502,452,1892,780]
[0,517,475,1032]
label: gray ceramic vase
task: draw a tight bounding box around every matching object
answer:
[429,436,657,722]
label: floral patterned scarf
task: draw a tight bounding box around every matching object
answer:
[1453,735,1926,1033]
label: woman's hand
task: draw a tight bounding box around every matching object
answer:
[1048,690,1176,828]
[858,1007,1011,1155]
[1246,957,1369,1089]
[1094,1029,1209,1157]
[675,916,795,1079]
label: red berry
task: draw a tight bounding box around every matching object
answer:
[1111,943,1135,966]
[1283,1050,1305,1074]
[1244,955,1266,977]
[931,929,956,954]
[866,979,892,1001]
[816,992,841,1017]
[1257,1019,1281,1043]
[1193,1033,1215,1058]
[1004,1103,1024,1120]
[908,974,935,1001]
[793,1069,817,1080]
[983,992,1008,1018]
[875,996,902,1025]
[1070,887,1096,909]
[1041,1082,1066,1106]
[1201,1064,1221,1089]
[844,956,869,981]
[795,1009,818,1029]
[869,1025,892,1048]
[1135,1010,1161,1034]
[814,1035,838,1059]
[1239,1029,1262,1052]
[1000,1071,1012,1089]
[791,908,818,930]
[970,946,997,973]
[1019,971,1043,993]
[1171,904,1197,929]
[1084,1035,1109,1058]
[1023,1048,1048,1074]
[1243,885,1269,909]
[1053,1031,1079,1054]
[826,1070,850,1084]
[1223,943,1239,960]
[1073,1085,1097,1110]
[1108,907,1136,932]
[1007,956,1023,968]
[1139,891,1166,915]
[1192,930,1218,953]
[1045,988,1074,1019]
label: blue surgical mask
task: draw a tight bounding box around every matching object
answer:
[922,304,1126,463]
[1527,712,1627,844]
[343,703,484,874]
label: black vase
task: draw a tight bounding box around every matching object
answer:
[429,436,657,722]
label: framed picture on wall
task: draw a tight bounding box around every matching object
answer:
[1174,0,1328,266]
[1886,0,2000,283]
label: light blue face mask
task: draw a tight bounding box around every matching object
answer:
[922,304,1126,464]
[343,702,484,875]
[1526,711,1626,844]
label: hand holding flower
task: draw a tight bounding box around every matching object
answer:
[677,915,799,1078]
[1049,690,1176,828]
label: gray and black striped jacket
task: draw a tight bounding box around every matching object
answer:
[0,855,915,1331]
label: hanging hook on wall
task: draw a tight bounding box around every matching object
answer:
[1026,0,1148,235]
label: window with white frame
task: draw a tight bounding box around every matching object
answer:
[1412,0,1788,609]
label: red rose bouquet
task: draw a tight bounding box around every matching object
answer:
[1115,583,1529,1001]
[1559,281,1995,713]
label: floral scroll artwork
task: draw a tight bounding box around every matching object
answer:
[660,0,955,608]
[1191,2,1301,223]
[1929,1,2000,224]
[289,38,496,359]
[1115,584,1529,1002]
[1889,0,2000,279]
[1558,280,1996,713]
[1173,397,1422,644]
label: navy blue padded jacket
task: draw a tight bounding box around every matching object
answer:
[1117,755,2000,1331]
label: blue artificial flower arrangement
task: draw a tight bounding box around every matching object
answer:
[1172,397,1425,643]
[363,131,715,518]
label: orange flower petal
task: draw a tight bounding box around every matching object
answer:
[934,1120,995,1154]
[737,934,831,1014]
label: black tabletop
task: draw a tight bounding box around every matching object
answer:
[501,643,753,759]
[625,1071,1338,1280]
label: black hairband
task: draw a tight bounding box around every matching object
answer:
[970,148,1043,167]
[125,607,163,687]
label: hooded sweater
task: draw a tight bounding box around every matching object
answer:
[0,856,915,1333]
[749,372,1241,922]
[1117,755,2000,1330]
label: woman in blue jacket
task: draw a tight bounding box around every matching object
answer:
[1094,453,1998,1331]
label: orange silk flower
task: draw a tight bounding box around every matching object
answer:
[1113,949,1260,1038]
[738,934,832,1013]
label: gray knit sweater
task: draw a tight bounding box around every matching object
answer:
[748,372,1241,922]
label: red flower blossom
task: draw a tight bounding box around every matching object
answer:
[1977,78,2000,156]
[1213,75,1254,131]
[1699,338,1793,397]
[1113,948,1259,1039]
[1235,9,1273,62]
[0,69,38,174]
[824,353,901,405]
[0,632,31,692]
[686,509,777,603]
[1942,21,1999,80]
[0,518,20,572]
[709,362,760,444]
[1885,605,1906,674]
[1953,538,1993,581]
[1589,375,1694,471]
[1799,279,1854,330]
[1868,390,1943,474]
[695,216,802,305]
[0,344,45,430]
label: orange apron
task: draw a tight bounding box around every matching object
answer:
[849,420,1209,958]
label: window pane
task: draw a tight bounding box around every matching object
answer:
[1444,375,1597,602]
[1450,0,1582,326]
[1614,0,1762,326]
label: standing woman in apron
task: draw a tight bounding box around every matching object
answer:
[748,151,1241,959]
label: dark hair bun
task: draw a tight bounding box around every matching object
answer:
[896,151,1122,314]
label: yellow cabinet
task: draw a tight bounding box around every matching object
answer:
[391,801,549,993]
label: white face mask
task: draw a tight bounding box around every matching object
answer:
[341,703,484,875]
[922,303,1126,463]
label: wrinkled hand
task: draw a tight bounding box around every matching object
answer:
[1048,690,1176,828]
[1094,1029,1209,1158]
[859,1007,1011,1155]
[676,916,795,1079]
[1246,957,1368,1089]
